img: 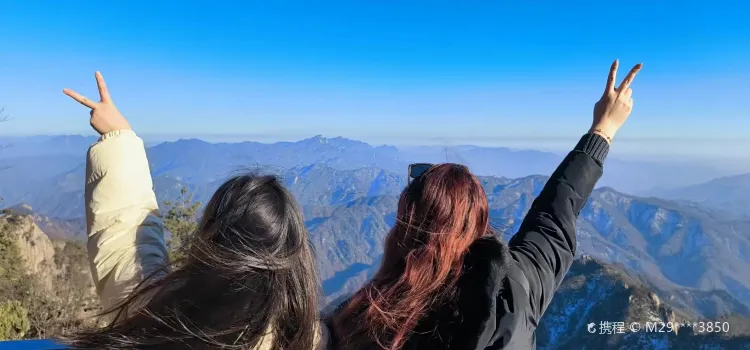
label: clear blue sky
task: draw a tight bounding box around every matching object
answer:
[1,1,749,155]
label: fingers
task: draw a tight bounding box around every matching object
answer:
[605,59,619,93]
[623,88,633,97]
[618,63,643,92]
[63,71,113,109]
[63,88,98,109]
[95,71,112,103]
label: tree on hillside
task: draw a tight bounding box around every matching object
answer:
[0,216,32,340]
[164,186,201,264]
[0,301,29,340]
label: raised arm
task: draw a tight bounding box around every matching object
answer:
[65,72,168,311]
[508,60,643,322]
[508,133,606,321]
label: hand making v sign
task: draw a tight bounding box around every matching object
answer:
[63,72,131,136]
[591,60,643,143]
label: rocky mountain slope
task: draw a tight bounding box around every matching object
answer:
[5,204,86,241]
[537,256,750,349]
[0,212,98,340]
[0,213,58,291]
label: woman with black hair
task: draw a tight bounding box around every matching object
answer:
[58,72,328,350]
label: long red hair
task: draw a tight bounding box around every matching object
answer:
[330,163,491,349]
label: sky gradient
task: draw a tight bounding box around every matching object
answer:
[1,1,749,157]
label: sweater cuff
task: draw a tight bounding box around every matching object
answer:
[99,129,136,142]
[573,133,610,164]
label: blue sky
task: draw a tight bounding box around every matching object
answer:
[1,1,749,156]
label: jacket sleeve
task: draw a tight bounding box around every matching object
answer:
[507,133,608,323]
[85,129,168,311]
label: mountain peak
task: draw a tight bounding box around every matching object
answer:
[299,135,371,148]
[310,134,326,142]
[6,203,34,215]
[172,138,210,145]
[594,186,622,196]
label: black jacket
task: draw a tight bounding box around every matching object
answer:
[327,133,608,350]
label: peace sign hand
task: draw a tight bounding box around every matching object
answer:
[591,60,643,142]
[63,72,131,136]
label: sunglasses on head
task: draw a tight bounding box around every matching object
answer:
[408,163,471,183]
[408,163,433,181]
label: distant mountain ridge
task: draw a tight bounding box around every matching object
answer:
[0,134,731,195]
[653,173,750,219]
[0,135,97,159]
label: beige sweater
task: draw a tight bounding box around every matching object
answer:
[85,130,328,349]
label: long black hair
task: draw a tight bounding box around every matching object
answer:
[60,175,321,349]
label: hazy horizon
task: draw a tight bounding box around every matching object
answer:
[3,131,750,175]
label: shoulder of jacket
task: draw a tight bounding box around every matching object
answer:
[506,262,530,297]
[463,236,512,282]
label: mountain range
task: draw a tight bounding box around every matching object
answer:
[2,134,750,348]
[0,134,734,194]
[653,173,750,220]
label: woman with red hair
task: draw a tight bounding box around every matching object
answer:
[327,60,643,350]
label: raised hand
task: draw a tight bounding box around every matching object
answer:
[591,60,643,142]
[63,72,131,136]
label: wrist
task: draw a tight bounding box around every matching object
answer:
[589,129,612,144]
[589,124,616,144]
[574,133,610,164]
